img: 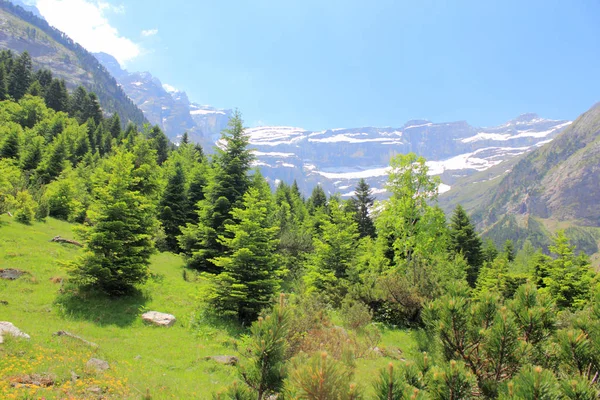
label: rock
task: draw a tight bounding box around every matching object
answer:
[371,346,384,357]
[142,311,176,327]
[87,386,103,394]
[54,330,99,348]
[0,321,30,344]
[86,358,110,372]
[206,355,238,366]
[0,269,26,280]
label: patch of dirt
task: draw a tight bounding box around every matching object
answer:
[10,373,56,388]
[0,268,27,280]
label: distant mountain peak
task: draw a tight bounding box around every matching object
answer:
[512,113,542,123]
[162,83,179,94]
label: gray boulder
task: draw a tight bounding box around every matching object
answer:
[0,321,30,344]
[142,311,176,327]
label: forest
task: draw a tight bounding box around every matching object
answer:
[1,50,600,399]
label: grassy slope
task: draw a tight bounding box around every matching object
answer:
[0,216,417,398]
[0,215,238,399]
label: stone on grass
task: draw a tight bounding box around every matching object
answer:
[86,358,110,372]
[206,355,239,366]
[142,311,176,327]
[0,321,30,344]
[0,269,26,280]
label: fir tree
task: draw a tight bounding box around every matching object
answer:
[186,165,207,224]
[85,93,103,125]
[147,125,169,165]
[503,240,516,262]
[211,187,280,323]
[0,63,7,101]
[8,51,32,101]
[71,150,156,295]
[109,114,121,139]
[44,79,69,112]
[482,238,499,263]
[181,132,189,145]
[0,126,20,159]
[350,178,376,238]
[159,162,188,252]
[307,184,327,214]
[449,205,483,287]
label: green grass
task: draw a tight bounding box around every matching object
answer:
[0,215,417,398]
[0,216,238,399]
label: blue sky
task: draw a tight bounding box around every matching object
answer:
[33,0,600,129]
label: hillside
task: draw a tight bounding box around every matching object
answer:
[0,216,416,398]
[450,102,600,258]
[0,0,146,125]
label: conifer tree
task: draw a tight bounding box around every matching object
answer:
[8,51,32,101]
[0,63,9,101]
[71,150,156,295]
[148,125,169,165]
[226,295,290,399]
[186,165,207,224]
[159,162,188,252]
[350,178,376,238]
[27,80,43,96]
[109,114,121,139]
[44,79,69,112]
[449,205,483,287]
[86,93,103,125]
[37,135,67,184]
[181,132,189,145]
[211,186,279,323]
[307,184,327,214]
[0,126,20,159]
[482,238,499,263]
[20,135,43,171]
[503,240,516,262]
[179,111,253,271]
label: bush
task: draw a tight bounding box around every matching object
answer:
[14,190,37,224]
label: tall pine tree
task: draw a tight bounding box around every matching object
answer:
[8,51,32,101]
[159,162,188,252]
[349,178,376,238]
[449,205,483,287]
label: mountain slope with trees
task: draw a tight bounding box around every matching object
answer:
[0,0,146,125]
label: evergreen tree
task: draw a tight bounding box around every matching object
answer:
[70,150,156,295]
[350,178,376,238]
[68,85,89,122]
[109,114,121,139]
[159,162,188,252]
[186,165,207,224]
[181,132,189,145]
[27,80,43,96]
[8,51,32,101]
[0,126,20,159]
[211,187,280,323]
[307,184,327,214]
[0,63,7,101]
[44,79,69,112]
[20,135,43,171]
[482,238,499,263]
[224,295,290,399]
[85,92,103,125]
[449,205,483,287]
[304,198,360,304]
[179,111,253,271]
[148,125,169,165]
[503,240,516,262]
[34,69,53,92]
[37,135,68,184]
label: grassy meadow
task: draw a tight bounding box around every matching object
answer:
[0,215,417,399]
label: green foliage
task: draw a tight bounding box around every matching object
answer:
[348,178,376,239]
[232,295,290,399]
[159,162,188,252]
[501,365,560,400]
[211,186,280,323]
[70,150,157,295]
[448,205,483,287]
[13,189,36,224]
[286,352,361,399]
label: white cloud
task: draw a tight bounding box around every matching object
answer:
[35,0,140,65]
[141,29,158,37]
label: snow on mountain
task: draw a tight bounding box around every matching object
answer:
[249,115,571,197]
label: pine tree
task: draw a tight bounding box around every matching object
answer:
[85,93,103,125]
[68,85,89,123]
[307,184,327,214]
[0,126,20,159]
[482,239,499,263]
[503,240,516,262]
[230,295,290,399]
[0,63,7,101]
[20,135,43,171]
[34,69,53,92]
[304,198,360,304]
[350,178,376,238]
[109,114,121,139]
[186,165,207,224]
[37,135,67,184]
[148,125,169,165]
[44,79,69,112]
[179,111,253,271]
[8,51,32,101]
[71,150,156,295]
[27,80,43,96]
[181,132,189,145]
[449,205,483,287]
[211,187,280,323]
[159,162,188,252]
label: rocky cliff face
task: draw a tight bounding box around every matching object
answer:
[245,115,571,196]
[94,52,231,148]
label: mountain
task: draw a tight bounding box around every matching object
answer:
[443,102,600,258]
[0,0,146,125]
[94,52,232,147]
[245,115,571,196]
